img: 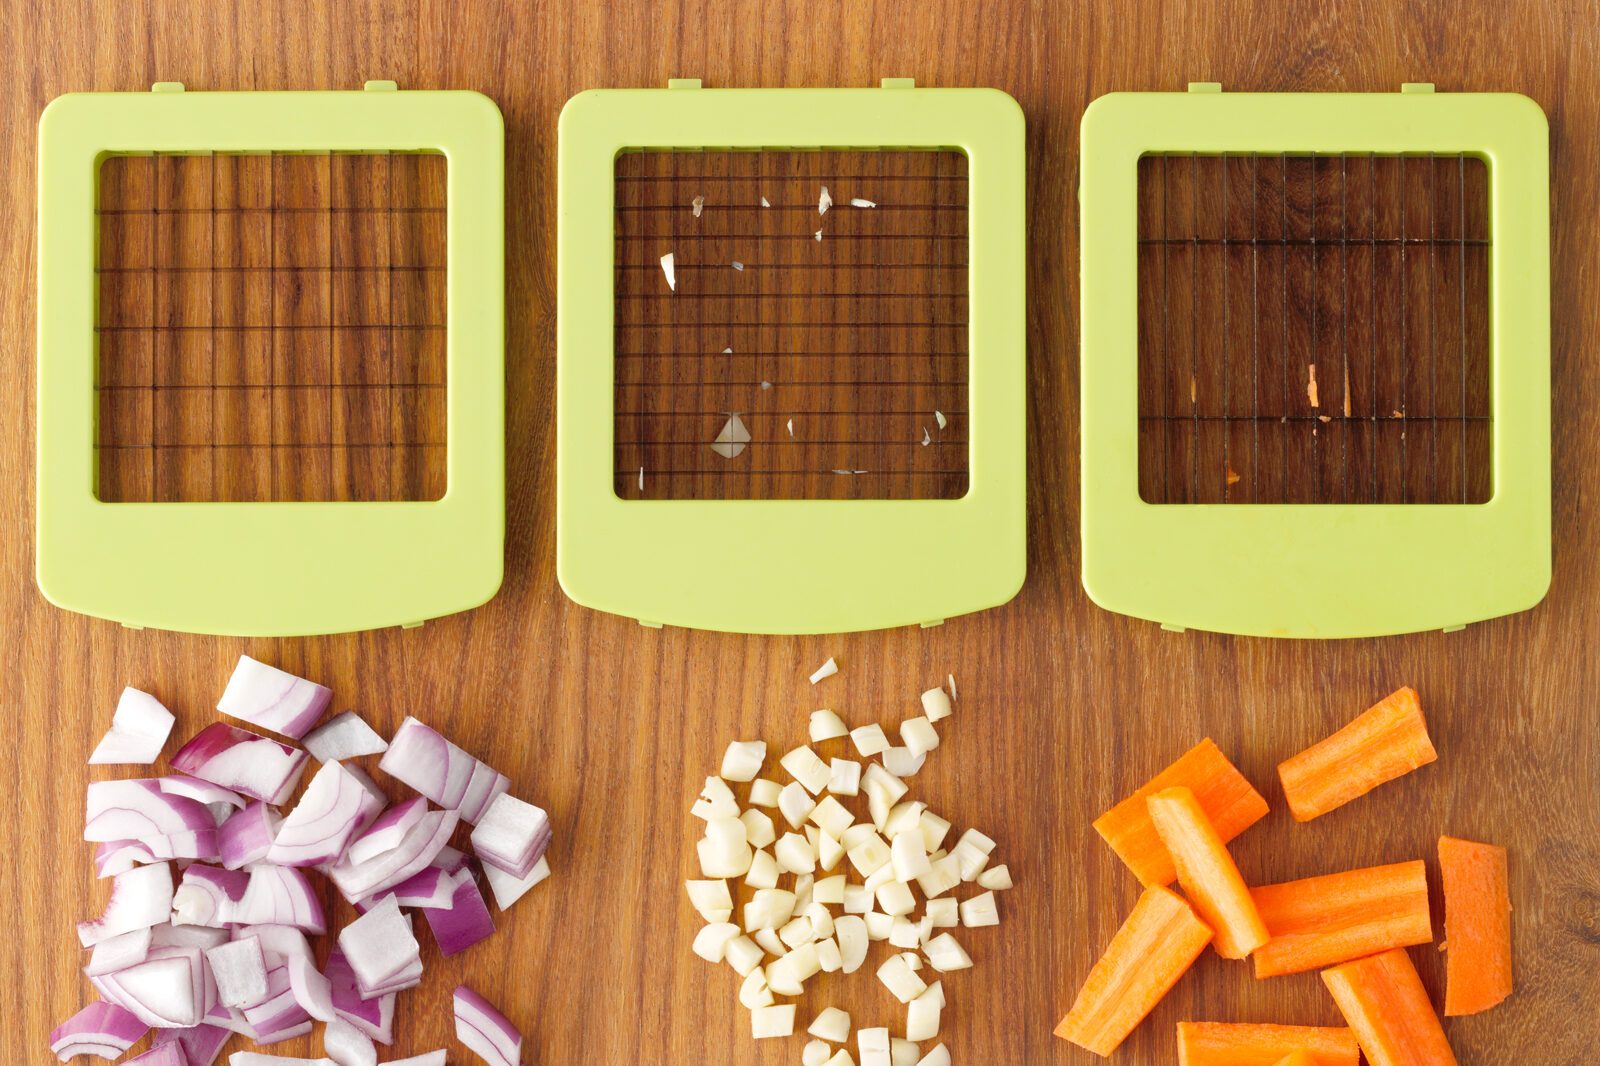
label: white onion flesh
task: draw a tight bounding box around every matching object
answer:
[216,655,332,739]
[77,862,174,947]
[170,724,310,806]
[453,985,522,1066]
[267,761,386,868]
[88,687,176,765]
[302,710,389,762]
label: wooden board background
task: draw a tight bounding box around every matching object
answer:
[2,1,1598,1063]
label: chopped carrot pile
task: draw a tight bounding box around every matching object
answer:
[1093,738,1269,887]
[1147,786,1268,959]
[1251,860,1433,978]
[1322,948,1459,1066]
[1175,1021,1359,1066]
[1054,885,1213,1057]
[1438,835,1513,1016]
[1278,687,1437,821]
[1273,1052,1317,1066]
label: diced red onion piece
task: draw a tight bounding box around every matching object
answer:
[336,896,420,997]
[216,654,332,739]
[284,951,336,1021]
[89,687,176,765]
[233,923,313,960]
[173,864,250,927]
[345,796,428,867]
[453,984,523,1066]
[78,862,174,947]
[423,871,496,956]
[241,985,309,1033]
[324,1016,378,1066]
[303,710,389,762]
[482,855,551,912]
[159,774,246,814]
[207,935,269,1007]
[95,831,219,877]
[430,843,469,874]
[151,922,230,952]
[231,866,326,934]
[219,801,282,870]
[248,1019,316,1045]
[384,1054,447,1066]
[378,718,509,824]
[97,945,206,1027]
[373,865,458,910]
[171,723,310,805]
[84,780,214,842]
[326,809,458,902]
[229,1055,333,1066]
[267,761,384,867]
[86,926,153,976]
[357,954,423,998]
[469,793,552,878]
[49,1001,148,1061]
[325,950,396,1044]
[152,1022,231,1066]
[122,1042,187,1065]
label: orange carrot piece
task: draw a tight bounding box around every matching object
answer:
[1251,860,1432,977]
[1322,948,1458,1066]
[1147,786,1268,958]
[1273,1053,1317,1066]
[1438,835,1513,1015]
[1094,738,1270,887]
[1278,687,1436,821]
[1055,885,1214,1057]
[1176,1021,1359,1066]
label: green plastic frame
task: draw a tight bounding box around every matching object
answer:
[37,85,505,636]
[1080,87,1550,638]
[556,83,1027,634]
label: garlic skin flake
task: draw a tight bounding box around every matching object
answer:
[819,186,833,215]
[660,252,676,291]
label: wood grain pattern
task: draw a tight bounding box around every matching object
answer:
[3,1,1598,1063]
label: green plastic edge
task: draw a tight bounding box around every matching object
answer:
[36,87,506,637]
[555,86,1027,635]
[1079,90,1551,638]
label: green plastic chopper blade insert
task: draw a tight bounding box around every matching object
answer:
[556,80,1027,634]
[36,83,506,636]
[1079,85,1550,638]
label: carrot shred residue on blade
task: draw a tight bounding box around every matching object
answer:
[1055,885,1213,1057]
[1438,835,1513,1016]
[1175,1021,1359,1066]
[1093,738,1269,888]
[1147,787,1267,958]
[1277,687,1437,822]
[1321,948,1458,1066]
[1250,859,1433,978]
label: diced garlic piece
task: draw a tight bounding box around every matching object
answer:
[739,967,774,1009]
[923,932,973,972]
[818,833,846,873]
[815,935,842,972]
[842,884,874,914]
[692,922,740,963]
[810,709,849,742]
[947,674,957,700]
[923,980,945,1008]
[882,747,927,777]
[834,914,868,973]
[732,261,744,271]
[741,808,777,849]
[778,782,817,829]
[725,934,765,975]
[842,823,881,850]
[779,916,815,949]
[849,724,889,757]
[920,688,952,722]
[884,801,927,839]
[934,410,947,429]
[805,901,835,940]
[850,197,877,208]
[901,950,923,971]
[760,196,771,208]
[960,890,1000,928]
[660,252,676,291]
[889,916,921,949]
[876,880,916,917]
[744,888,797,932]
[876,953,928,1003]
[686,879,733,922]
[847,832,891,878]
[917,915,935,947]
[813,873,846,905]
[899,717,940,759]
[751,1004,796,1039]
[720,741,767,782]
[809,657,839,684]
[824,1053,857,1066]
[863,764,908,808]
[918,812,952,853]
[746,848,779,890]
[891,831,932,883]
[925,898,958,928]
[916,1044,951,1066]
[859,1027,892,1066]
[829,758,862,797]
[809,796,855,837]
[810,1005,852,1043]
[819,186,833,215]
[865,911,894,941]
[977,863,1012,890]
[776,832,817,875]
[891,1039,921,1066]
[950,828,996,881]
[698,817,753,878]
[794,873,815,912]
[863,863,896,893]
[915,855,962,899]
[781,745,833,795]
[692,776,740,820]
[786,942,822,981]
[804,1039,834,1066]
[754,927,784,956]
[815,229,824,241]
[749,778,782,807]
[806,824,822,851]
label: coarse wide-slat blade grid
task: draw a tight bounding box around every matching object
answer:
[95,151,448,503]
[613,149,969,500]
[1137,153,1491,504]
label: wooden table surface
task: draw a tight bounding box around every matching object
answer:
[4,1,1599,1063]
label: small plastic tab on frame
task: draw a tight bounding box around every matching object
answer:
[881,78,916,89]
[668,78,703,90]
[1401,83,1436,94]
[151,82,185,94]
[1159,622,1187,633]
[364,80,399,92]
[1187,82,1222,94]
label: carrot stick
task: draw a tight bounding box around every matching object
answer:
[1055,885,1214,1057]
[1438,835,1513,1015]
[1278,687,1436,821]
[1147,786,1268,958]
[1321,948,1458,1066]
[1273,1053,1317,1066]
[1094,738,1270,887]
[1251,860,1432,977]
[1176,1021,1359,1066]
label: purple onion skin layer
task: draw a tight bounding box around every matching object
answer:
[424,873,496,956]
[153,1023,231,1066]
[453,983,523,1066]
[49,1001,148,1061]
[121,1042,187,1066]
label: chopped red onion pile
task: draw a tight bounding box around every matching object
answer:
[56,656,545,1064]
